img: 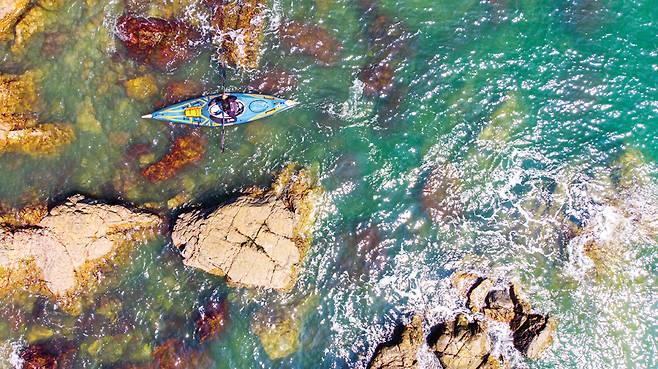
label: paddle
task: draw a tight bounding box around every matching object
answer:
[219,65,227,153]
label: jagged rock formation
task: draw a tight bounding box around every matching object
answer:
[368,315,424,369]
[368,272,556,368]
[0,195,162,312]
[172,166,320,290]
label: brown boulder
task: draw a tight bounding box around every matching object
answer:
[279,21,341,64]
[115,14,204,71]
[172,165,320,290]
[0,195,162,312]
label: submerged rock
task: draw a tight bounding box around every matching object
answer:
[210,0,266,69]
[0,72,75,156]
[251,294,318,360]
[141,133,206,182]
[160,79,203,106]
[172,165,321,290]
[194,296,228,343]
[0,195,162,312]
[0,0,30,41]
[368,315,424,369]
[115,14,203,71]
[421,163,463,224]
[247,68,298,96]
[19,339,76,369]
[124,74,159,100]
[279,21,341,64]
[151,338,212,369]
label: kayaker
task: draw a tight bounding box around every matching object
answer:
[209,93,240,123]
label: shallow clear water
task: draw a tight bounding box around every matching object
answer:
[0,0,657,368]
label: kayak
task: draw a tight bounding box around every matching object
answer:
[141,93,298,127]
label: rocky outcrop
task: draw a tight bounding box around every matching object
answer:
[172,166,320,290]
[115,14,204,72]
[210,0,266,69]
[0,72,75,156]
[0,195,162,312]
[368,315,424,369]
[428,314,506,369]
[141,133,206,182]
[450,272,556,359]
[368,272,555,368]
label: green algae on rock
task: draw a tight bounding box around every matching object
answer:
[0,195,162,314]
[172,165,322,290]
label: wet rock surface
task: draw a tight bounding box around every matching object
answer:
[368,315,424,369]
[450,271,555,358]
[368,272,556,368]
[210,0,266,69]
[172,166,321,290]
[115,14,203,71]
[279,21,341,64]
[0,195,162,311]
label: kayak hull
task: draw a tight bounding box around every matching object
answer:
[142,93,298,127]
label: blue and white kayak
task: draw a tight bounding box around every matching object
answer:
[141,93,298,127]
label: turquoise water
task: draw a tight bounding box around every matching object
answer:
[1,0,657,368]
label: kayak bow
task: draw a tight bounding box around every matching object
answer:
[142,93,298,127]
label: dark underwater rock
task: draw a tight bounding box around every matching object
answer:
[141,133,206,182]
[421,164,463,225]
[115,14,204,72]
[279,21,341,64]
[209,0,266,69]
[247,68,298,96]
[194,297,228,343]
[19,339,76,369]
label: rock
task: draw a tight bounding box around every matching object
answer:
[0,0,30,41]
[279,21,341,64]
[0,195,162,312]
[449,271,555,360]
[428,314,500,369]
[0,203,47,226]
[151,339,212,369]
[194,296,228,343]
[76,97,103,133]
[510,314,556,359]
[141,133,206,182]
[172,165,320,290]
[0,72,74,156]
[251,294,317,360]
[19,339,76,369]
[160,79,203,106]
[0,114,75,156]
[247,68,298,96]
[115,14,204,72]
[210,0,266,69]
[124,74,159,100]
[421,163,463,224]
[11,6,49,54]
[467,278,494,313]
[368,315,424,369]
[27,325,55,343]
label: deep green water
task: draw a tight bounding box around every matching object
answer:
[1,0,657,368]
